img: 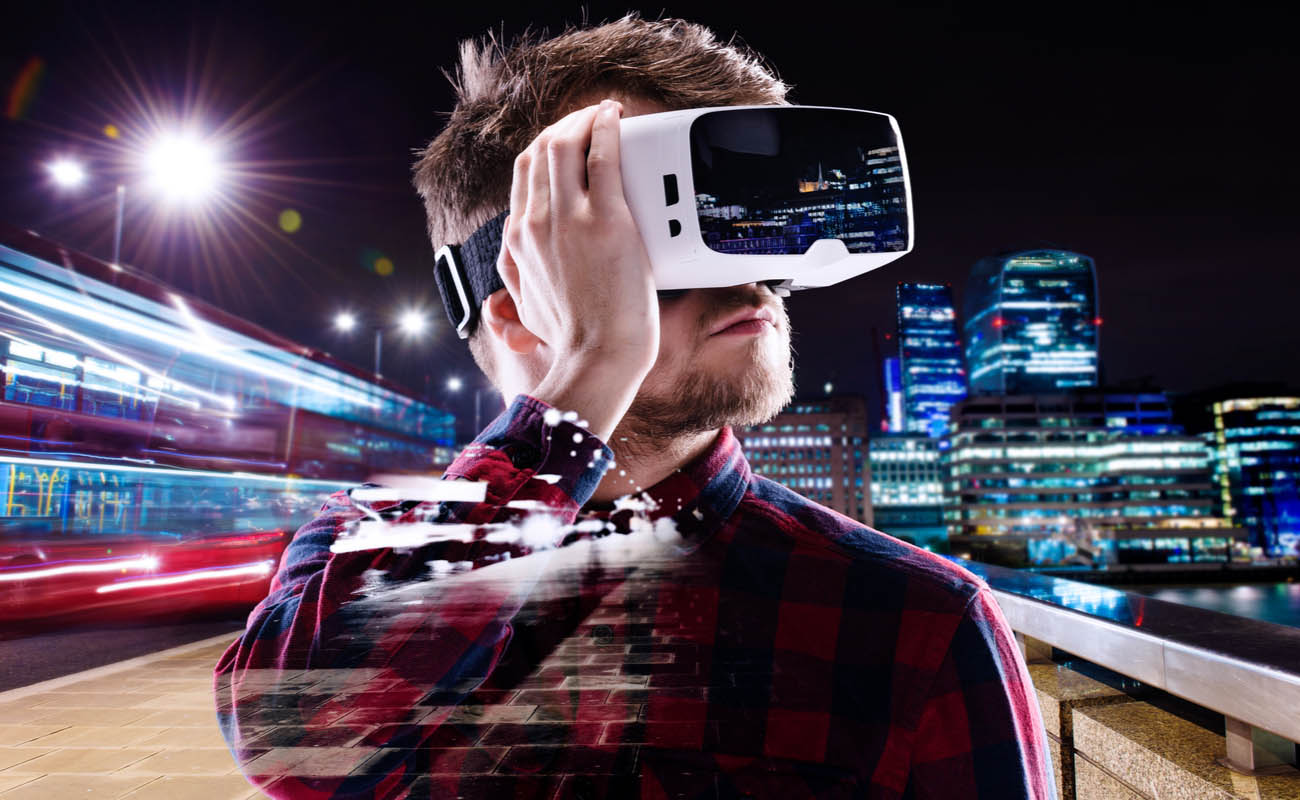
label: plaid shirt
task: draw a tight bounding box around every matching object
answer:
[215,395,1055,799]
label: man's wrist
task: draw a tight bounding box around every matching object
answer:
[530,350,651,442]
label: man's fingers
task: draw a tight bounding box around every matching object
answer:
[525,138,551,235]
[548,104,601,210]
[587,99,625,212]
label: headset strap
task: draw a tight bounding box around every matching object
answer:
[433,211,508,339]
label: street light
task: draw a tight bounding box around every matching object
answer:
[46,158,87,189]
[398,309,427,336]
[43,130,224,267]
[333,311,357,333]
[143,134,220,203]
[333,310,429,378]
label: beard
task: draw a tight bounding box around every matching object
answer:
[614,296,795,448]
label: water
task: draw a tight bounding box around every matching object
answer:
[1132,582,1300,629]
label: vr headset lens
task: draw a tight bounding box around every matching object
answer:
[690,108,909,256]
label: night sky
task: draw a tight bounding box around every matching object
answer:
[1,1,1295,441]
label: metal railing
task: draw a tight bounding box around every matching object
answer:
[962,560,1300,774]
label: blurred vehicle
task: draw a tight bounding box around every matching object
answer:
[0,224,455,624]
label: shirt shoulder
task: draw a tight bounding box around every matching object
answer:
[742,474,985,615]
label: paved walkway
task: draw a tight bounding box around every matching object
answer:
[0,632,261,799]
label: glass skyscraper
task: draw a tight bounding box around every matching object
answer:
[964,249,1100,394]
[896,283,965,437]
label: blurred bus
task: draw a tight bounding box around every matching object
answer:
[0,224,455,623]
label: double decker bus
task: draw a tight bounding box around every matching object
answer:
[0,224,455,623]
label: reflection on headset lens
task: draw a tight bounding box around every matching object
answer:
[690,109,908,256]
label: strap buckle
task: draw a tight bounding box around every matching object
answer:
[433,243,475,339]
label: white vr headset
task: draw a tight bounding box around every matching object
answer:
[434,105,913,338]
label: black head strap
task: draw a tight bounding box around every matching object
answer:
[433,211,508,339]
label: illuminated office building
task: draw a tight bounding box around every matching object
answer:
[740,396,870,524]
[945,392,1227,566]
[1211,397,1300,555]
[869,435,945,548]
[897,283,965,437]
[964,249,1100,394]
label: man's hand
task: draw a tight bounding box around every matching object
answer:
[498,99,659,442]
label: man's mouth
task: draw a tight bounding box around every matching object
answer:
[708,307,778,336]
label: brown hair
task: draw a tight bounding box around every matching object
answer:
[412,14,791,375]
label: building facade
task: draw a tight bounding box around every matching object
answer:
[964,249,1100,394]
[868,435,946,548]
[739,396,870,524]
[897,282,966,437]
[1211,396,1300,555]
[944,392,1225,566]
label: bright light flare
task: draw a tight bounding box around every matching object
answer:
[46,158,87,189]
[334,312,357,333]
[447,376,463,392]
[398,310,427,336]
[144,134,220,202]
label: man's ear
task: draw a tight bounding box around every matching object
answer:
[481,288,543,355]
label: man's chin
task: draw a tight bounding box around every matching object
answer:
[624,366,793,442]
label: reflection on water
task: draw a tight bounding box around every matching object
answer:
[1133,582,1300,629]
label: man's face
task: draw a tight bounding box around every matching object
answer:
[616,282,795,443]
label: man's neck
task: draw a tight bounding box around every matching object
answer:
[588,428,719,504]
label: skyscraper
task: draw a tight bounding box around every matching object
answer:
[964,249,1100,394]
[896,283,965,437]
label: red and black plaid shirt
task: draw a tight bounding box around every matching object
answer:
[215,395,1055,799]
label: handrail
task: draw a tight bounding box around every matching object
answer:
[958,560,1300,753]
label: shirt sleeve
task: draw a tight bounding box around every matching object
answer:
[908,587,1058,800]
[213,395,614,798]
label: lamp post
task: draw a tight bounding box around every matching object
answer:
[446,376,485,434]
[333,310,428,379]
[43,131,222,268]
[112,184,125,266]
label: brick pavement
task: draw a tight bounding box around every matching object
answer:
[0,632,261,799]
[220,555,701,799]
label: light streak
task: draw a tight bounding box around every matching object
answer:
[0,453,348,490]
[0,555,158,583]
[0,259,380,410]
[95,560,274,594]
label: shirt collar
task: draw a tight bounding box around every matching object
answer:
[580,427,751,539]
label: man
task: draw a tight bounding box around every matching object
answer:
[216,15,1056,799]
